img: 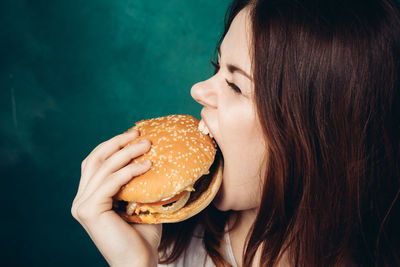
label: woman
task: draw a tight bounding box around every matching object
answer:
[71,0,400,266]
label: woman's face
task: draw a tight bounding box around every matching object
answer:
[191,8,267,212]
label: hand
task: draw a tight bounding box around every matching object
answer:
[71,130,162,267]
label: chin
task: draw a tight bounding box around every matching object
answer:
[212,187,233,211]
[212,196,227,211]
[213,187,260,212]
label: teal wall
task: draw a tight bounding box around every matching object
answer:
[0,0,230,266]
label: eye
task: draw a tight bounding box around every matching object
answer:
[225,79,242,94]
[210,60,219,75]
[210,60,242,95]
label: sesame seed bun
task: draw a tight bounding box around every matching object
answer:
[113,114,223,224]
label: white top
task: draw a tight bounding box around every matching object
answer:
[158,223,238,267]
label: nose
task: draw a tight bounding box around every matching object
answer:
[190,78,218,109]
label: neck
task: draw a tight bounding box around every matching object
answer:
[228,209,290,267]
[228,209,258,267]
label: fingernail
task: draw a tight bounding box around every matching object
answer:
[141,160,152,167]
[128,130,138,135]
[138,139,149,144]
[124,130,136,135]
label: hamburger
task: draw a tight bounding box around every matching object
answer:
[113,114,223,224]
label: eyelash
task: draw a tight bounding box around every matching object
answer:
[210,60,242,95]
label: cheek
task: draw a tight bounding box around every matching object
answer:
[215,102,266,210]
[219,98,256,144]
[219,99,265,161]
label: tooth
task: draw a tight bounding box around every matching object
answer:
[199,119,213,138]
[198,120,205,132]
[203,126,209,135]
[198,120,208,135]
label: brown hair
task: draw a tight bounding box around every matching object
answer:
[159,0,400,266]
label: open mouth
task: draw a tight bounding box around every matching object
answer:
[198,119,213,138]
[198,119,222,165]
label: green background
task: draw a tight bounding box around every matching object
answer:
[0,0,230,266]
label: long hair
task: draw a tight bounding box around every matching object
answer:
[159,0,400,266]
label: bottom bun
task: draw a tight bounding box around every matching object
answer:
[117,151,223,224]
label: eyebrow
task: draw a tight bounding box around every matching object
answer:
[218,46,253,81]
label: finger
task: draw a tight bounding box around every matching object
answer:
[72,158,151,220]
[84,130,140,177]
[79,139,152,201]
[91,129,140,159]
[76,130,139,198]
[96,139,152,181]
[81,158,87,172]
[76,157,88,196]
[93,160,153,209]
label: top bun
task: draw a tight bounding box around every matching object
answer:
[114,114,217,203]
